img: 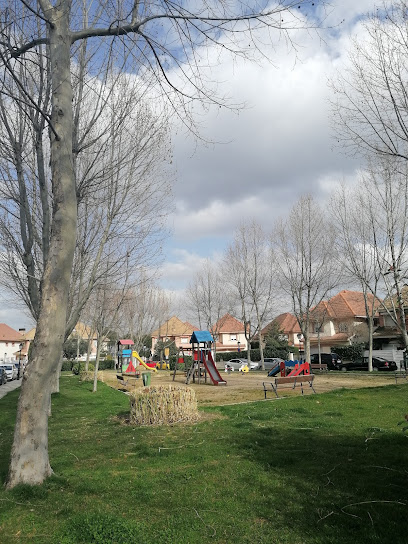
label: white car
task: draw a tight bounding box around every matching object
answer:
[225,358,259,371]
[0,364,18,381]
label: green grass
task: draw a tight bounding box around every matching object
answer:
[0,376,407,543]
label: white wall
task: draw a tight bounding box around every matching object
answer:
[364,349,405,370]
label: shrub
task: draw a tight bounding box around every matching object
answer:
[129,385,198,426]
[332,344,364,362]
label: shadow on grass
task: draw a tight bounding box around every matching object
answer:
[220,389,408,544]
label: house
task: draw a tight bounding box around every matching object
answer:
[24,322,100,358]
[151,316,198,355]
[0,324,25,362]
[212,313,247,353]
[309,290,382,353]
[261,313,303,350]
[373,284,408,350]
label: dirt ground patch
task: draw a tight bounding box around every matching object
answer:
[99,369,402,406]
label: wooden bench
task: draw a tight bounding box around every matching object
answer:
[263,374,316,399]
[310,364,328,372]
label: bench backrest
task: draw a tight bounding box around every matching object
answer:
[275,375,314,385]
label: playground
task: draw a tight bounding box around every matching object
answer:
[103,367,398,406]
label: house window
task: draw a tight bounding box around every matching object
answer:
[313,323,322,333]
[338,323,348,333]
[12,342,15,346]
[230,334,237,341]
[180,338,188,344]
[5,343,8,347]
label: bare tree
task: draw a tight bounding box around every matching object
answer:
[330,0,408,162]
[361,159,408,350]
[224,221,276,370]
[119,276,171,355]
[0,55,171,333]
[272,195,340,364]
[184,259,230,357]
[0,0,325,488]
[330,183,382,371]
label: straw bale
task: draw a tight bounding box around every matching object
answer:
[129,385,199,426]
[79,371,93,382]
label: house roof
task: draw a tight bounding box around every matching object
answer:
[151,316,198,337]
[28,322,98,341]
[214,313,245,333]
[382,285,408,311]
[312,290,382,320]
[262,313,301,336]
[0,324,24,342]
[22,328,36,341]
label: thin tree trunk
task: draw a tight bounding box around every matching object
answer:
[7,8,77,488]
[93,336,103,393]
[368,316,374,372]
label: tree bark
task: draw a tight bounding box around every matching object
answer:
[93,335,103,393]
[7,5,77,488]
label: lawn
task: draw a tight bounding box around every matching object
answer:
[0,375,407,543]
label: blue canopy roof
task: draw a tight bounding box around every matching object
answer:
[190,330,214,344]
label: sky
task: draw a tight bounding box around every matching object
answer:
[0,0,380,331]
[159,0,379,309]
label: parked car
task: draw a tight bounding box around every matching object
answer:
[225,358,258,371]
[261,357,284,370]
[339,356,397,372]
[13,362,22,379]
[0,368,6,385]
[0,364,17,381]
[310,353,342,370]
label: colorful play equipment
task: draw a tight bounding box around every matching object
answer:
[186,331,226,386]
[279,360,311,377]
[120,348,158,374]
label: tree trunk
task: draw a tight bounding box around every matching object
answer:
[304,333,311,365]
[93,336,103,393]
[7,9,76,488]
[50,354,64,395]
[367,316,374,372]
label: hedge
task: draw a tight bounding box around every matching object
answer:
[216,347,296,362]
[61,359,116,372]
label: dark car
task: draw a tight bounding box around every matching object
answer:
[339,356,397,372]
[310,353,342,370]
[0,368,6,385]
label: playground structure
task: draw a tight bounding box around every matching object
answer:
[267,360,310,377]
[282,360,311,377]
[185,331,226,386]
[120,348,158,374]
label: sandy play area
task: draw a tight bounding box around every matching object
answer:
[98,368,403,406]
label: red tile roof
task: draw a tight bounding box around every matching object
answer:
[312,290,381,319]
[0,324,24,342]
[214,313,245,333]
[262,313,301,335]
[152,316,198,337]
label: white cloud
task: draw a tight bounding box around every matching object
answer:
[159,0,380,301]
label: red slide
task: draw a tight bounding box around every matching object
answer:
[203,352,227,385]
[287,362,311,377]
